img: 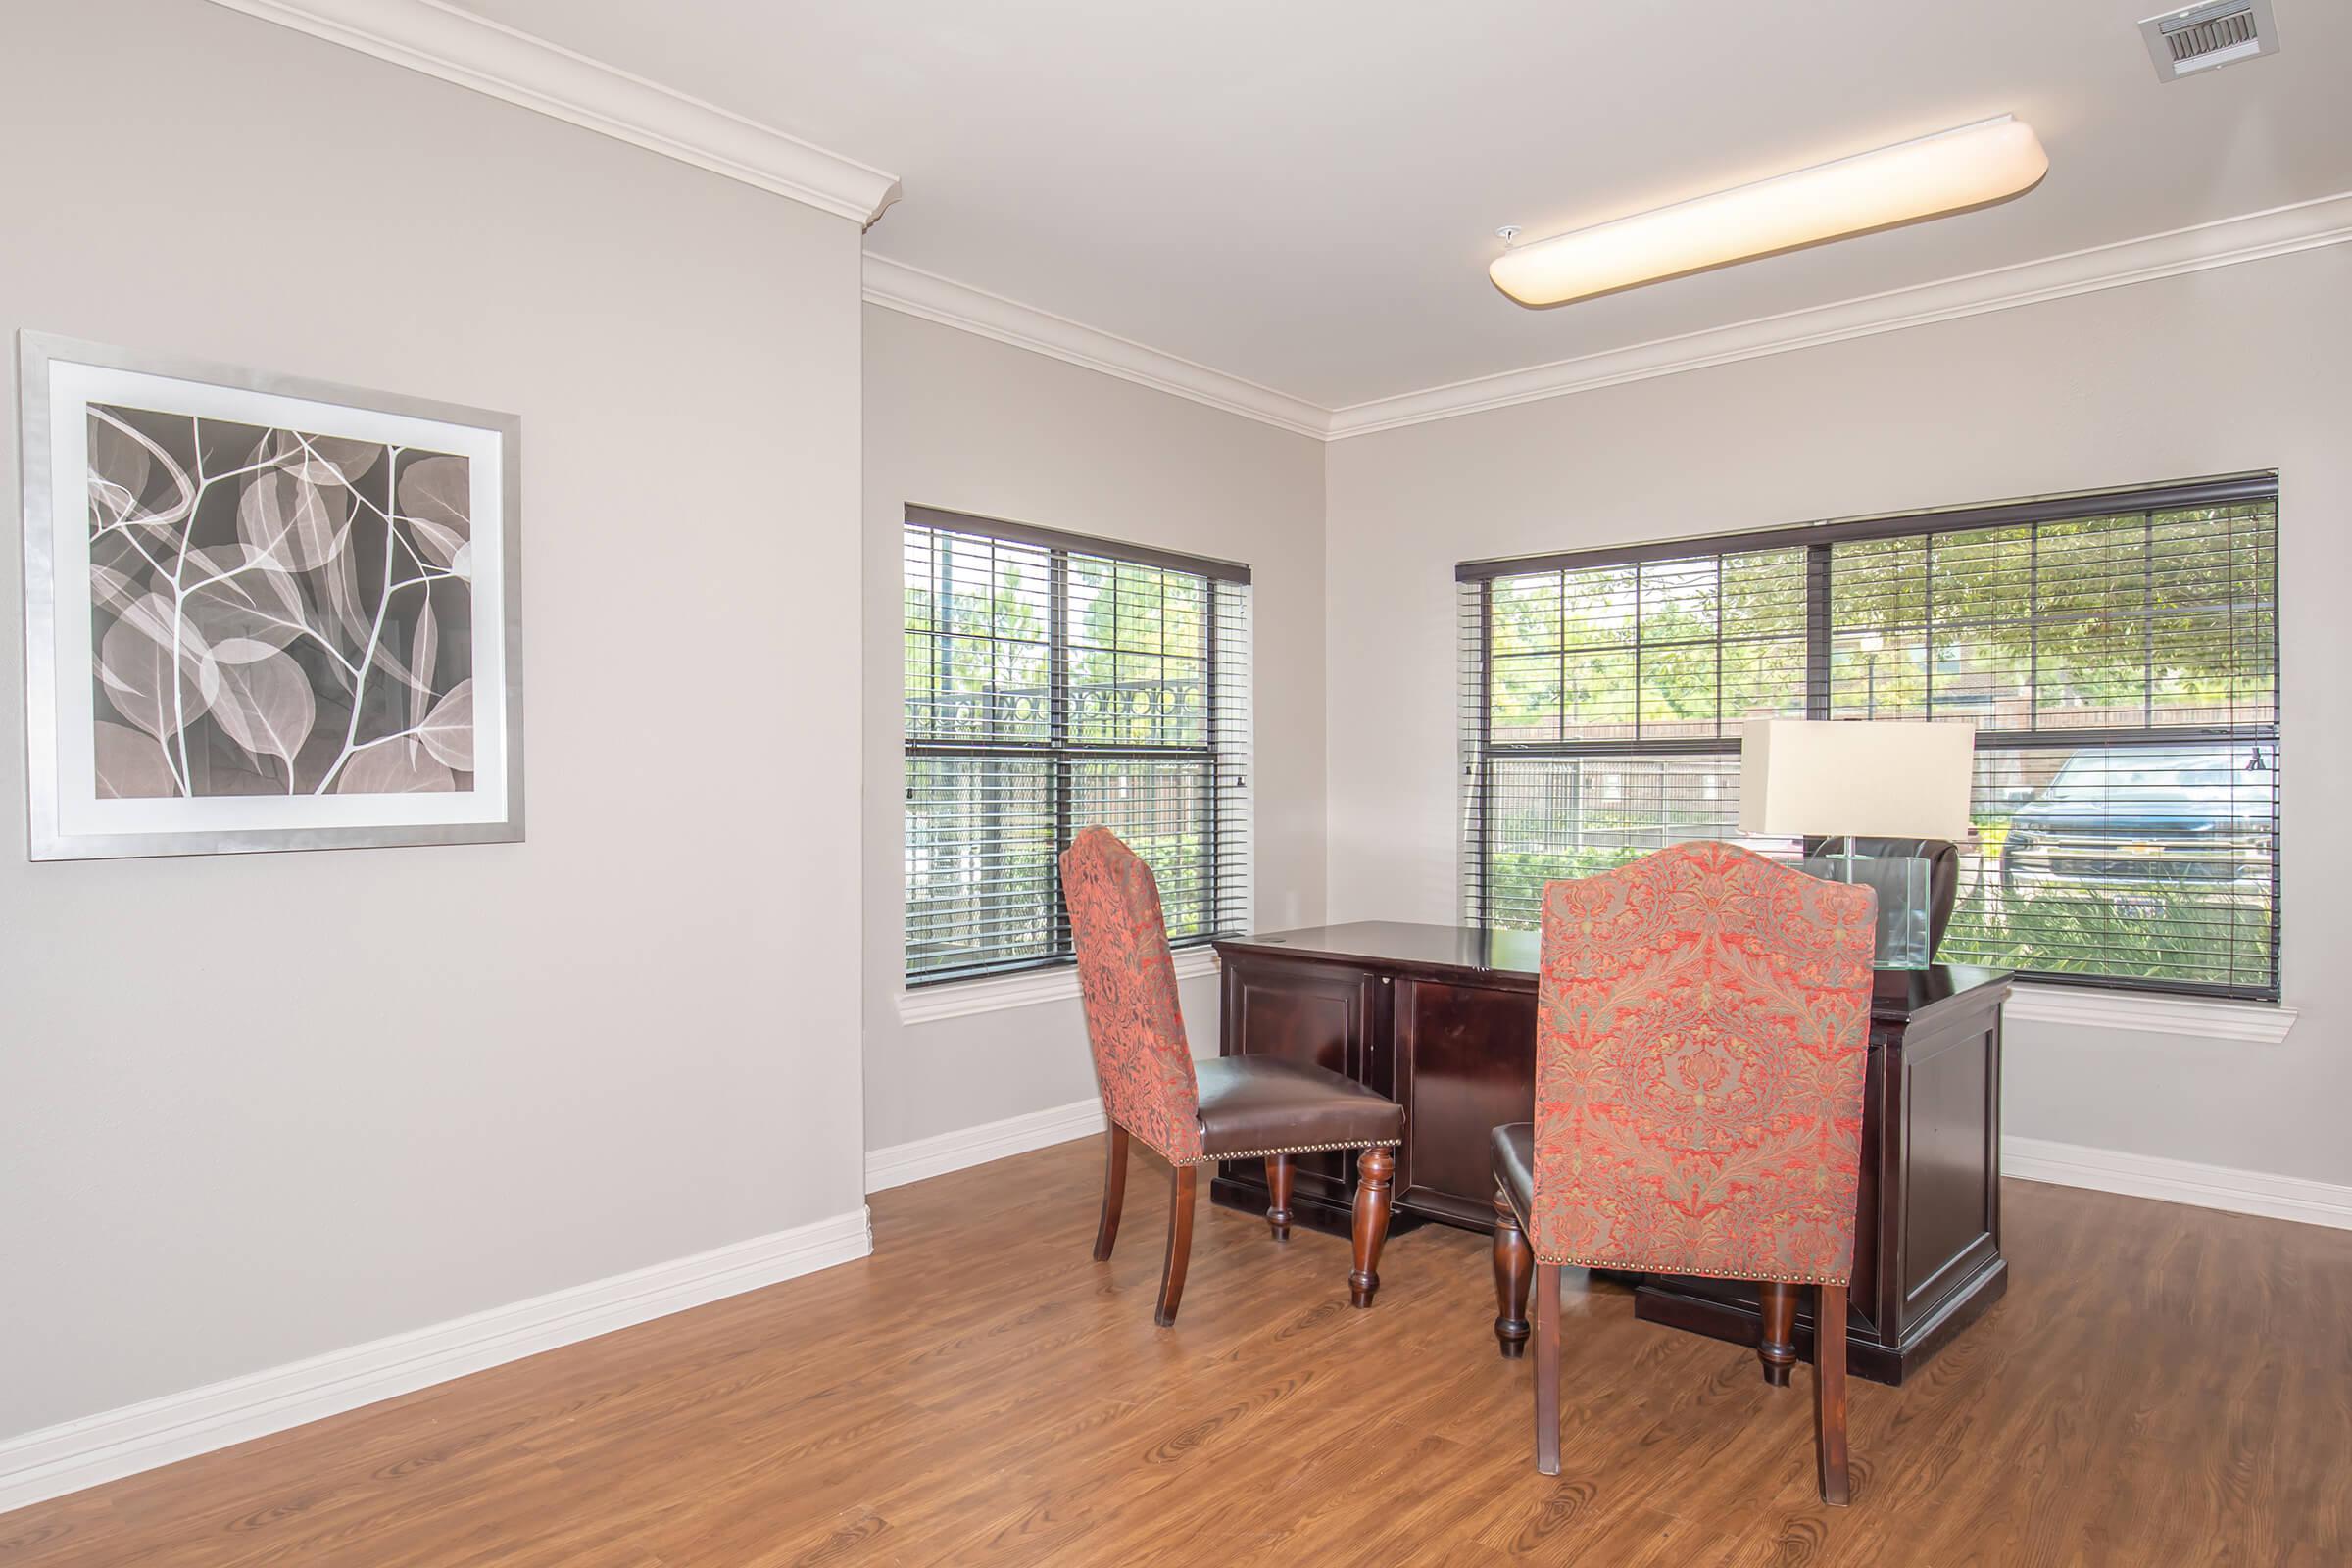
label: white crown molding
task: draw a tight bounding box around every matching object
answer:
[1324,190,2352,439]
[896,945,1218,1026]
[872,192,2351,443]
[867,1097,1109,1193]
[2005,1136,2352,1232]
[200,0,901,225]
[0,1206,871,1513]
[181,7,2350,438]
[2006,983,2298,1045]
[863,256,1330,439]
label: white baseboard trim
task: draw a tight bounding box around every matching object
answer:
[858,1110,2352,1234]
[866,1097,1107,1193]
[2004,1135,2352,1231]
[0,1207,873,1516]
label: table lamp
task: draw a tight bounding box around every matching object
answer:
[1739,719,1976,968]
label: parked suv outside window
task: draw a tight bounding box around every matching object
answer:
[1999,744,2274,903]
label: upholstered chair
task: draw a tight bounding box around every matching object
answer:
[1488,841,1878,1503]
[1060,826,1404,1326]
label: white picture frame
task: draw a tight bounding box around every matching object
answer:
[18,333,524,858]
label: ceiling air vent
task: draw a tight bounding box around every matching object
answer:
[2139,0,2279,80]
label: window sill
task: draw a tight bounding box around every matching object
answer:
[897,946,1223,1026]
[2004,983,2298,1045]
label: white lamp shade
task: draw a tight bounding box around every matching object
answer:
[1739,719,1975,842]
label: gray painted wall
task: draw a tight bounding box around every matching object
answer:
[9,0,2343,1463]
[860,306,1327,1153]
[1324,244,2352,1185]
[0,0,866,1440]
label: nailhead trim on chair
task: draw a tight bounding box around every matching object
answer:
[1527,1248,1852,1288]
[1497,1184,1850,1286]
[1179,1137,1402,1167]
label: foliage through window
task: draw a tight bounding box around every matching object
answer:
[905,507,1250,984]
[1459,477,2279,1000]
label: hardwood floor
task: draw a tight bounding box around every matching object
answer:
[3,1137,2346,1566]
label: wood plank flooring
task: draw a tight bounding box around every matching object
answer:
[3,1137,2346,1565]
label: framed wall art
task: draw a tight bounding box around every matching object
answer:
[18,333,523,859]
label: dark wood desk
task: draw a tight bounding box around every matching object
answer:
[1211,921,2012,1385]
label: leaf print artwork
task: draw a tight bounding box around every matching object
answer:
[83,405,475,799]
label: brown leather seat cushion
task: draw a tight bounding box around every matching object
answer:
[1194,1056,1403,1158]
[1493,1122,1535,1223]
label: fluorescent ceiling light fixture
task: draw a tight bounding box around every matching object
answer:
[1490,116,2048,307]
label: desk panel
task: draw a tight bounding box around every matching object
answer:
[1212,923,2012,1384]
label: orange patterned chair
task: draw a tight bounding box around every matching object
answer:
[1060,826,1403,1326]
[1488,841,1878,1502]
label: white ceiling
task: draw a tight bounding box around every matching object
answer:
[452,0,2352,411]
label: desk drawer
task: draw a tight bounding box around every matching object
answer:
[1394,977,1537,1229]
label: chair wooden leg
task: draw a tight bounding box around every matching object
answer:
[1092,1123,1129,1262]
[1533,1262,1561,1475]
[1153,1164,1198,1327]
[1815,1283,1852,1506]
[1348,1147,1396,1307]
[1265,1153,1295,1241]
[1493,1189,1532,1358]
[1757,1280,1799,1388]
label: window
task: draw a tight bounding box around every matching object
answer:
[904,506,1250,985]
[1458,475,2280,1001]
